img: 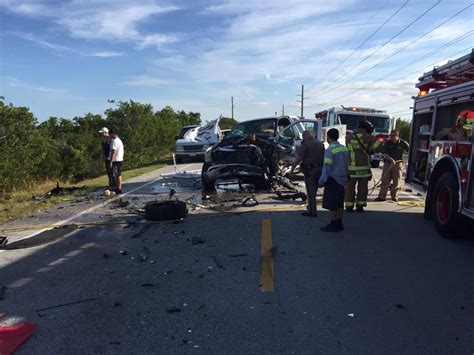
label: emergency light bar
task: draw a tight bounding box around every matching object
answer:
[341,105,387,114]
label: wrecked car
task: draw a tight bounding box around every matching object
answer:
[175,119,222,163]
[201,116,321,188]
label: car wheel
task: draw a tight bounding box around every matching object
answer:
[145,200,187,221]
[371,160,380,168]
[432,172,459,239]
[201,163,215,188]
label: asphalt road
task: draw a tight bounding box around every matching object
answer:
[1,163,473,354]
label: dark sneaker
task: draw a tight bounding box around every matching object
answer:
[345,207,354,213]
[356,205,364,213]
[302,211,317,217]
[115,189,122,195]
[374,197,386,202]
[391,197,398,202]
[320,223,339,232]
[335,221,344,231]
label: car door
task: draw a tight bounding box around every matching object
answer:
[276,119,320,162]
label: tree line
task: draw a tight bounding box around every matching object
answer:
[0,98,236,196]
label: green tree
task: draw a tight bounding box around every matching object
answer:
[219,116,238,130]
[395,118,412,143]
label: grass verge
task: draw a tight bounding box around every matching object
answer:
[0,162,167,225]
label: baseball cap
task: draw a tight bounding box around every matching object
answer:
[98,127,109,133]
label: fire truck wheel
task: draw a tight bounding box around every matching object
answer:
[433,172,459,239]
[371,160,380,168]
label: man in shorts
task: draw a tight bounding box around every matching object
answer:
[319,129,349,232]
[109,128,124,194]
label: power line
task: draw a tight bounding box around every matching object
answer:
[308,0,441,99]
[309,3,473,100]
[305,0,401,94]
[310,46,472,111]
[308,33,473,109]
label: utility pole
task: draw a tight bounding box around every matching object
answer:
[231,96,234,119]
[282,105,285,116]
[296,85,309,118]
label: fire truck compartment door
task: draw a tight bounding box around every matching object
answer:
[468,122,474,210]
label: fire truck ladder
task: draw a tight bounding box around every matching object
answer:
[416,49,474,93]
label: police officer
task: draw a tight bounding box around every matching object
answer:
[374,130,409,202]
[345,120,382,212]
[290,130,325,217]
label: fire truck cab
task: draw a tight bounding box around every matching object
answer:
[406,51,474,238]
[316,106,395,167]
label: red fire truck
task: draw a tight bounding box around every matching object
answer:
[406,51,474,238]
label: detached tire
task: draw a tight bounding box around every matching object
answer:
[432,173,459,239]
[145,200,187,221]
[371,160,380,168]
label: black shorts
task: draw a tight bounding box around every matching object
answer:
[112,161,123,177]
[322,177,345,211]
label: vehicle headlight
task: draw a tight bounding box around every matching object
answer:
[175,145,185,152]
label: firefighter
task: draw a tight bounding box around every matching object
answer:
[374,130,409,202]
[344,120,382,212]
[290,130,325,217]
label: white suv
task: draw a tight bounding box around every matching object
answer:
[175,120,222,163]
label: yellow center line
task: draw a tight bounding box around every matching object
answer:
[259,218,274,292]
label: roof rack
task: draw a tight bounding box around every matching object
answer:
[416,49,474,92]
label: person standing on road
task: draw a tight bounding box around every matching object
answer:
[109,128,124,194]
[290,130,325,217]
[374,130,409,202]
[99,127,115,189]
[345,120,382,212]
[319,129,349,232]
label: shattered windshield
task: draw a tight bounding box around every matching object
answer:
[229,118,277,137]
[338,114,390,133]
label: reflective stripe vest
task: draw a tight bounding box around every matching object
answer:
[346,129,382,178]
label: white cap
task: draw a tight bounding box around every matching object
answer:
[98,127,109,133]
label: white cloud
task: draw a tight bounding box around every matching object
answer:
[136,34,180,50]
[5,77,67,93]
[0,1,181,49]
[91,51,124,57]
[121,75,175,87]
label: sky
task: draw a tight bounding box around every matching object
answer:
[0,0,473,123]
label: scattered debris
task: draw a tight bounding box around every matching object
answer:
[242,195,259,207]
[273,191,307,202]
[33,182,85,201]
[347,313,354,317]
[228,253,248,258]
[166,307,182,313]
[140,283,158,288]
[113,302,122,307]
[109,341,121,345]
[212,256,224,269]
[139,247,151,262]
[36,298,98,313]
[191,237,206,245]
[394,304,407,310]
[103,253,109,259]
[119,250,128,256]
[130,224,151,239]
[0,236,8,248]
